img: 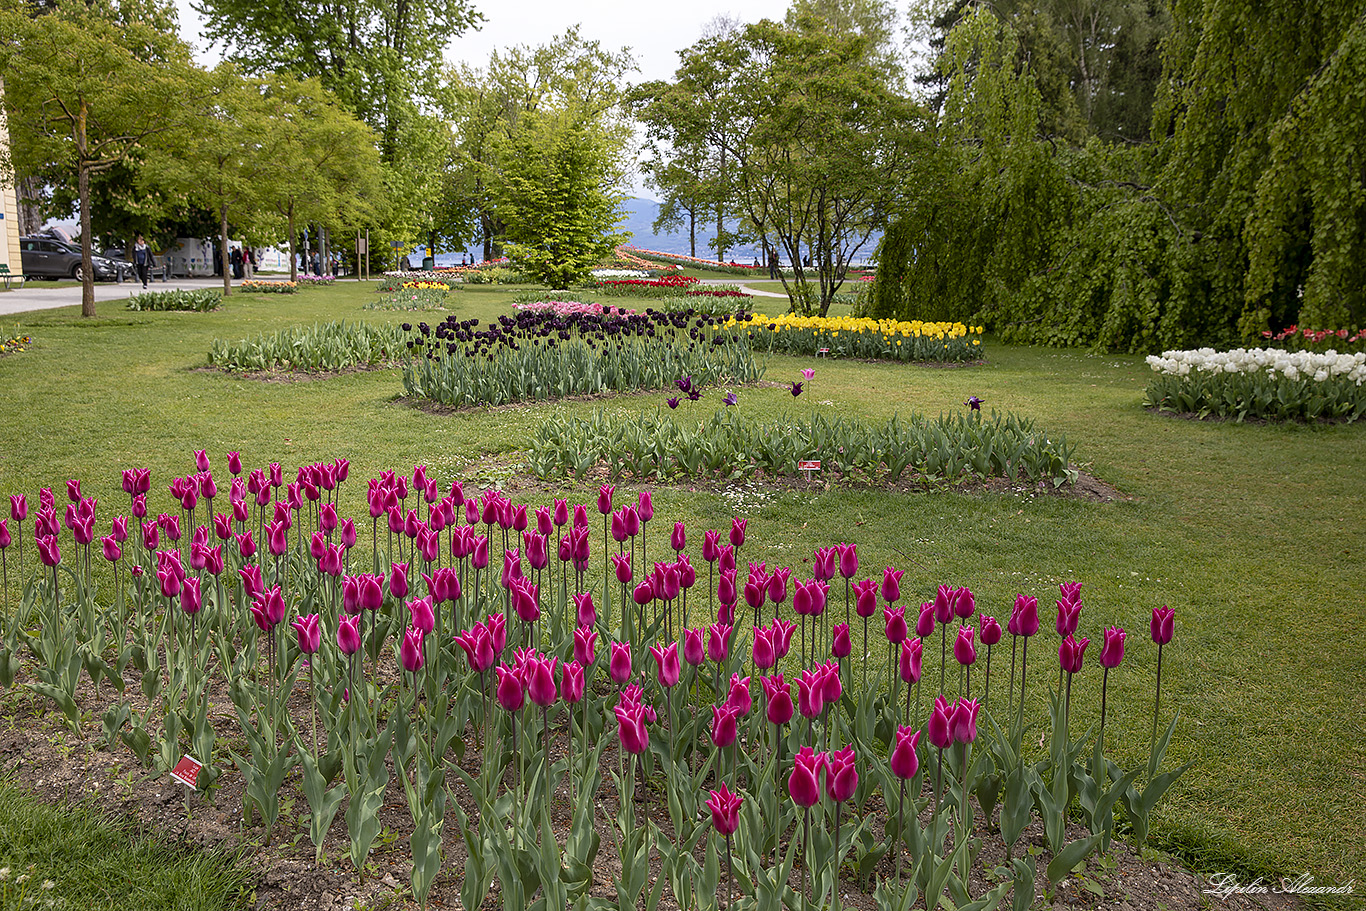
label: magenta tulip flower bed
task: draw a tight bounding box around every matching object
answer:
[0,454,1197,910]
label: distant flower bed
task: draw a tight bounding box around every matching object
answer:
[512,300,637,317]
[590,275,701,297]
[0,332,32,357]
[733,314,983,363]
[1261,324,1366,353]
[296,274,336,287]
[686,286,750,298]
[404,281,450,291]
[590,269,650,279]
[1145,346,1366,422]
[624,246,763,275]
[125,289,222,312]
[241,280,298,294]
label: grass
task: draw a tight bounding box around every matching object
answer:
[0,279,1362,889]
[0,779,251,910]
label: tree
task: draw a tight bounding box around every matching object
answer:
[491,107,627,288]
[0,0,198,315]
[442,28,635,262]
[252,75,386,281]
[192,0,479,161]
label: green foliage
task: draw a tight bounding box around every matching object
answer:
[491,107,627,289]
[527,406,1077,484]
[207,320,406,372]
[0,0,200,316]
[0,781,250,911]
[124,289,223,312]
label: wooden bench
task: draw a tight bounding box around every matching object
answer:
[0,263,24,290]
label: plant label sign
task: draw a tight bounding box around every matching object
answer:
[171,754,203,788]
[817,348,830,357]
[798,459,821,481]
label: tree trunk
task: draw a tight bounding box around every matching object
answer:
[287,205,298,283]
[76,98,96,318]
[716,146,726,261]
[689,206,696,259]
[220,206,232,296]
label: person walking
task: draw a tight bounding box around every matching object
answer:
[242,245,254,279]
[133,234,153,289]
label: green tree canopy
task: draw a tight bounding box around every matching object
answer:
[0,0,199,315]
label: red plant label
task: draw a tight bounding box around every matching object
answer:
[798,460,821,471]
[171,755,203,788]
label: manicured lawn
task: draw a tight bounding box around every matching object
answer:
[0,279,1362,885]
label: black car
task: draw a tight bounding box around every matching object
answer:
[19,236,121,281]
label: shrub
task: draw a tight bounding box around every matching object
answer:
[1144,347,1366,422]
[124,288,223,312]
[528,406,1077,484]
[207,320,407,373]
[736,313,984,363]
[400,309,763,407]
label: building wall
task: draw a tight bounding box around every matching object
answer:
[0,79,21,274]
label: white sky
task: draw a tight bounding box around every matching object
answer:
[175,0,797,85]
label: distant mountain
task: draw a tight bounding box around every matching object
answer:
[430,197,877,266]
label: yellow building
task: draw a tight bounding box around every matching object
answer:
[0,78,21,279]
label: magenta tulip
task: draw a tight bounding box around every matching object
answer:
[836,542,857,579]
[706,782,743,836]
[609,641,632,684]
[891,726,921,779]
[1056,598,1082,638]
[881,567,903,604]
[683,628,705,666]
[293,614,321,654]
[954,625,976,666]
[561,660,585,703]
[407,597,436,636]
[1151,606,1175,645]
[884,606,908,645]
[788,746,824,808]
[180,578,202,615]
[900,638,922,684]
[831,623,851,659]
[853,578,878,617]
[596,484,614,515]
[707,623,731,664]
[496,664,525,711]
[726,673,752,715]
[650,642,681,688]
[980,615,1003,646]
[711,703,740,748]
[826,746,857,803]
[1100,626,1126,668]
[927,696,953,749]
[729,517,746,548]
[1010,594,1040,637]
[337,614,361,654]
[614,701,649,754]
[762,673,794,725]
[797,668,825,719]
[950,697,980,743]
[527,656,558,707]
[574,591,597,627]
[1059,634,1090,675]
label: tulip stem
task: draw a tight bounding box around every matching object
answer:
[895,775,907,883]
[1016,637,1029,739]
[725,832,734,910]
[1100,665,1110,733]
[1150,642,1164,776]
[832,806,842,911]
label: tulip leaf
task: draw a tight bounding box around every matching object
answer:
[1046,833,1102,887]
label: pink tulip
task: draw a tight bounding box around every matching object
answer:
[527,656,558,707]
[683,628,705,666]
[950,697,980,743]
[561,660,585,703]
[788,746,824,808]
[650,642,681,688]
[1059,634,1090,675]
[954,625,976,666]
[726,673,752,715]
[706,782,743,836]
[825,746,857,803]
[337,614,362,654]
[853,578,878,618]
[1151,606,1175,645]
[831,623,851,659]
[707,623,731,664]
[496,664,525,711]
[762,673,793,725]
[900,638,922,684]
[614,701,649,754]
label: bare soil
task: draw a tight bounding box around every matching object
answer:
[0,660,1298,911]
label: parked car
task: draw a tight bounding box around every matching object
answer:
[19,236,121,282]
[101,248,138,283]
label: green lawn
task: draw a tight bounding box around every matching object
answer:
[0,279,1362,886]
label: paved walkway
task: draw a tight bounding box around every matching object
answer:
[0,275,363,316]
